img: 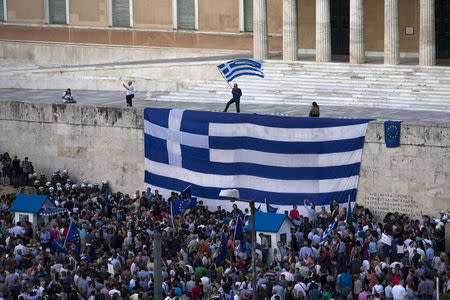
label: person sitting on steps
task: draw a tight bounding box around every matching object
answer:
[62,88,76,104]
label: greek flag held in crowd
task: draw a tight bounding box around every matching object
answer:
[144,108,373,212]
[217,59,264,82]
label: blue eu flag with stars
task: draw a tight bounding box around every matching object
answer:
[384,120,402,147]
[171,197,198,216]
[215,232,228,264]
[49,240,69,254]
[65,222,81,254]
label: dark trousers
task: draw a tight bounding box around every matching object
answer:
[224,98,240,113]
[126,94,134,107]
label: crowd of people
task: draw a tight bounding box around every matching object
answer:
[0,152,449,300]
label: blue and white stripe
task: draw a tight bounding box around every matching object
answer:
[218,59,264,82]
[144,108,372,213]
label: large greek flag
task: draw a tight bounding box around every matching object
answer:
[218,59,264,82]
[144,108,372,212]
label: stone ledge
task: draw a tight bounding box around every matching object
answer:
[0,101,144,129]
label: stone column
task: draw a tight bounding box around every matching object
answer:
[384,0,399,65]
[254,0,269,61]
[283,0,298,61]
[419,0,436,66]
[316,0,331,62]
[350,0,365,64]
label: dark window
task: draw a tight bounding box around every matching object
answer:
[280,233,287,244]
[178,0,195,30]
[0,0,4,22]
[112,0,130,27]
[49,0,67,24]
[244,0,253,32]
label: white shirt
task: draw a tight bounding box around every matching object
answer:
[108,289,121,296]
[392,284,407,300]
[294,282,308,296]
[385,285,393,298]
[126,84,134,95]
[14,244,26,255]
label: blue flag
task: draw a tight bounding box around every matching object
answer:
[215,232,228,264]
[265,198,278,213]
[235,215,247,253]
[217,59,264,82]
[384,120,402,147]
[65,222,81,254]
[144,109,372,211]
[171,197,198,216]
[321,216,338,244]
[49,240,68,254]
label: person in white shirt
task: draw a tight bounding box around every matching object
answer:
[13,242,26,255]
[392,280,407,300]
[123,81,135,107]
[385,282,394,300]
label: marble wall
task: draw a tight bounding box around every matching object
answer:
[1,101,448,219]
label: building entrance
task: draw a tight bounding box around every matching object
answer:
[436,0,450,59]
[331,0,350,56]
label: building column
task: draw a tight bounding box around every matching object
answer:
[254,0,268,60]
[384,0,399,65]
[316,0,331,62]
[419,0,436,66]
[350,0,365,64]
[283,0,298,61]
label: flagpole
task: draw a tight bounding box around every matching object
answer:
[63,220,72,248]
[169,201,176,228]
[217,67,232,89]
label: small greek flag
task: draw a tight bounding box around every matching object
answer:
[321,216,338,244]
[218,59,264,82]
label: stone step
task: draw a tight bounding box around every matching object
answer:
[159,91,450,106]
[196,81,450,94]
[193,82,450,96]
[156,95,450,111]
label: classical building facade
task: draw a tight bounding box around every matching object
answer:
[0,0,449,65]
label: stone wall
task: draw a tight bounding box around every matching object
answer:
[0,102,144,192]
[0,101,448,219]
[358,121,450,220]
[0,40,247,67]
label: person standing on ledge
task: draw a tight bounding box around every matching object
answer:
[123,81,135,107]
[223,83,242,113]
[309,101,320,117]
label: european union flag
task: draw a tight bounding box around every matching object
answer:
[65,222,81,254]
[235,215,247,253]
[384,120,402,148]
[171,197,198,216]
[215,232,228,264]
[49,240,68,254]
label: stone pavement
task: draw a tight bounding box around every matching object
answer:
[0,88,449,124]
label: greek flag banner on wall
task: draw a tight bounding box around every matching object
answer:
[144,108,372,212]
[217,59,264,82]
